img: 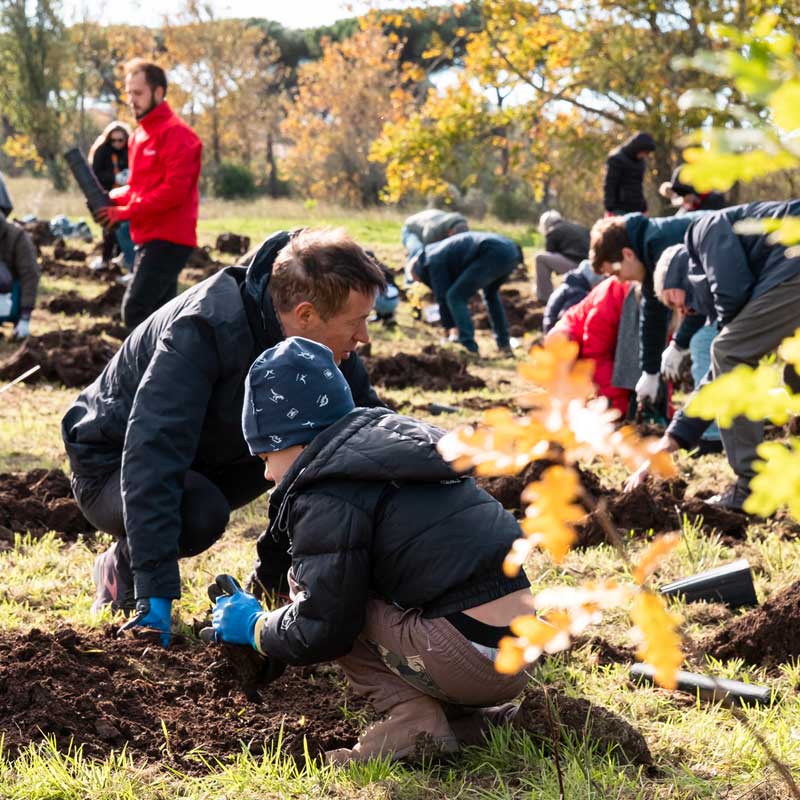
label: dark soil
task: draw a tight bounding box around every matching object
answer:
[365,344,486,391]
[0,627,364,769]
[14,219,56,251]
[574,636,636,667]
[215,232,251,255]
[512,687,652,766]
[0,328,121,388]
[472,289,545,338]
[0,468,93,544]
[183,246,228,278]
[41,257,123,284]
[53,238,87,262]
[45,283,125,316]
[704,580,800,667]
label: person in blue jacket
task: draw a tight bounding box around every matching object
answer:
[410,231,524,355]
[628,200,800,510]
[542,259,605,333]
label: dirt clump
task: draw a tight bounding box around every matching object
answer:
[704,580,800,667]
[0,328,121,388]
[53,238,87,262]
[473,289,545,337]
[14,219,56,251]
[216,232,251,255]
[0,468,93,543]
[45,283,125,316]
[366,344,486,391]
[0,627,364,768]
[512,687,652,766]
[574,636,635,666]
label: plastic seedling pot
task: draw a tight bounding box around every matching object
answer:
[630,664,772,707]
[660,558,757,609]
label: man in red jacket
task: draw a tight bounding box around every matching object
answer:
[96,59,202,328]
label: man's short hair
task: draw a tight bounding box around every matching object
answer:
[270,228,386,320]
[589,216,631,273]
[124,59,168,95]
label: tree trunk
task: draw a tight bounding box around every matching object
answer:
[266,130,279,197]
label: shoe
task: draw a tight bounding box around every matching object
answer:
[705,480,750,513]
[89,257,108,272]
[91,540,135,614]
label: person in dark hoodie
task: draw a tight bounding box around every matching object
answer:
[210,336,532,763]
[542,259,605,332]
[61,228,386,644]
[625,200,800,511]
[603,132,656,216]
[409,231,524,354]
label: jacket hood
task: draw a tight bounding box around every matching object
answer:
[277,407,459,495]
[658,244,690,291]
[244,229,293,312]
[621,132,656,157]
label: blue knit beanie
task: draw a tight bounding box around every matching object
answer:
[243,337,355,455]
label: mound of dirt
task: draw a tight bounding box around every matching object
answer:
[53,238,87,262]
[216,232,251,255]
[14,219,56,251]
[704,580,800,667]
[512,687,652,765]
[0,468,93,543]
[473,289,545,337]
[41,257,123,284]
[0,328,121,388]
[0,627,364,768]
[45,283,125,316]
[366,345,486,391]
[183,246,228,278]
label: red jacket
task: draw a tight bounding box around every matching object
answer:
[553,276,632,415]
[110,102,202,248]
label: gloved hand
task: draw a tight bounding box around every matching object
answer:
[119,597,172,647]
[12,318,30,339]
[660,341,688,382]
[210,574,268,652]
[635,372,660,404]
[93,205,124,229]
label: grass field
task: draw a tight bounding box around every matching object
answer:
[1,177,799,799]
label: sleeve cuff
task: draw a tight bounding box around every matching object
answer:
[133,560,181,601]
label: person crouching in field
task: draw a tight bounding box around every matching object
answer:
[409,231,524,355]
[210,336,533,763]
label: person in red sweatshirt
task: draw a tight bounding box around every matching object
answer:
[96,59,202,328]
[546,276,634,416]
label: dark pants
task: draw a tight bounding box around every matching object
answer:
[101,228,118,263]
[121,239,193,329]
[72,459,268,558]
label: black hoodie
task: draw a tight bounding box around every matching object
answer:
[254,407,530,665]
[604,132,656,214]
[61,231,382,599]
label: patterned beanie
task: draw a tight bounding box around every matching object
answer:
[242,337,355,455]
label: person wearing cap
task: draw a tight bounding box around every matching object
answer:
[603,132,656,216]
[62,228,386,644]
[210,335,533,764]
[627,200,800,510]
[535,211,590,303]
[659,167,726,215]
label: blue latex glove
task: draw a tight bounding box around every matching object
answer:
[212,586,266,651]
[120,597,173,647]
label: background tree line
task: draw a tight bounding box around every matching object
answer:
[1,0,798,223]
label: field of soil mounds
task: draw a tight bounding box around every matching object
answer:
[472,289,544,338]
[41,257,122,283]
[0,627,364,768]
[53,239,87,262]
[0,469,92,544]
[0,328,122,387]
[45,283,125,316]
[704,580,800,667]
[366,344,486,391]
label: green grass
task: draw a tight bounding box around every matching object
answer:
[1,178,799,798]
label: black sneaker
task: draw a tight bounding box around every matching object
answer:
[705,480,750,513]
[91,540,135,614]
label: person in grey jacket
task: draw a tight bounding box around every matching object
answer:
[0,212,39,339]
[61,228,386,642]
[210,336,531,764]
[0,172,12,217]
[628,200,800,510]
[535,211,590,303]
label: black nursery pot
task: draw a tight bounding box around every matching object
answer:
[660,559,758,609]
[427,402,460,415]
[630,664,772,707]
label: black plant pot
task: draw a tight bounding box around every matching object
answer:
[660,559,758,609]
[630,664,772,707]
[427,402,460,415]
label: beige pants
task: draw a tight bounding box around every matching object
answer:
[535,251,579,303]
[329,596,528,763]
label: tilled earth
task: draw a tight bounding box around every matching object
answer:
[0,627,365,769]
[365,344,486,391]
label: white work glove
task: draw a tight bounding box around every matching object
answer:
[12,318,30,340]
[635,372,660,404]
[660,341,689,382]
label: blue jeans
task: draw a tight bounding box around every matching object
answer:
[446,243,516,352]
[690,323,721,441]
[115,222,136,270]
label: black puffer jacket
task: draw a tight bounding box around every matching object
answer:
[545,219,590,264]
[604,132,655,214]
[254,407,530,665]
[62,231,382,599]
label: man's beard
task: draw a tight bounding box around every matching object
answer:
[134,97,159,120]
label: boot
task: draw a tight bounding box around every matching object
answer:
[91,539,135,614]
[325,696,459,765]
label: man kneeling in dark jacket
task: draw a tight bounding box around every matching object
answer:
[210,336,532,764]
